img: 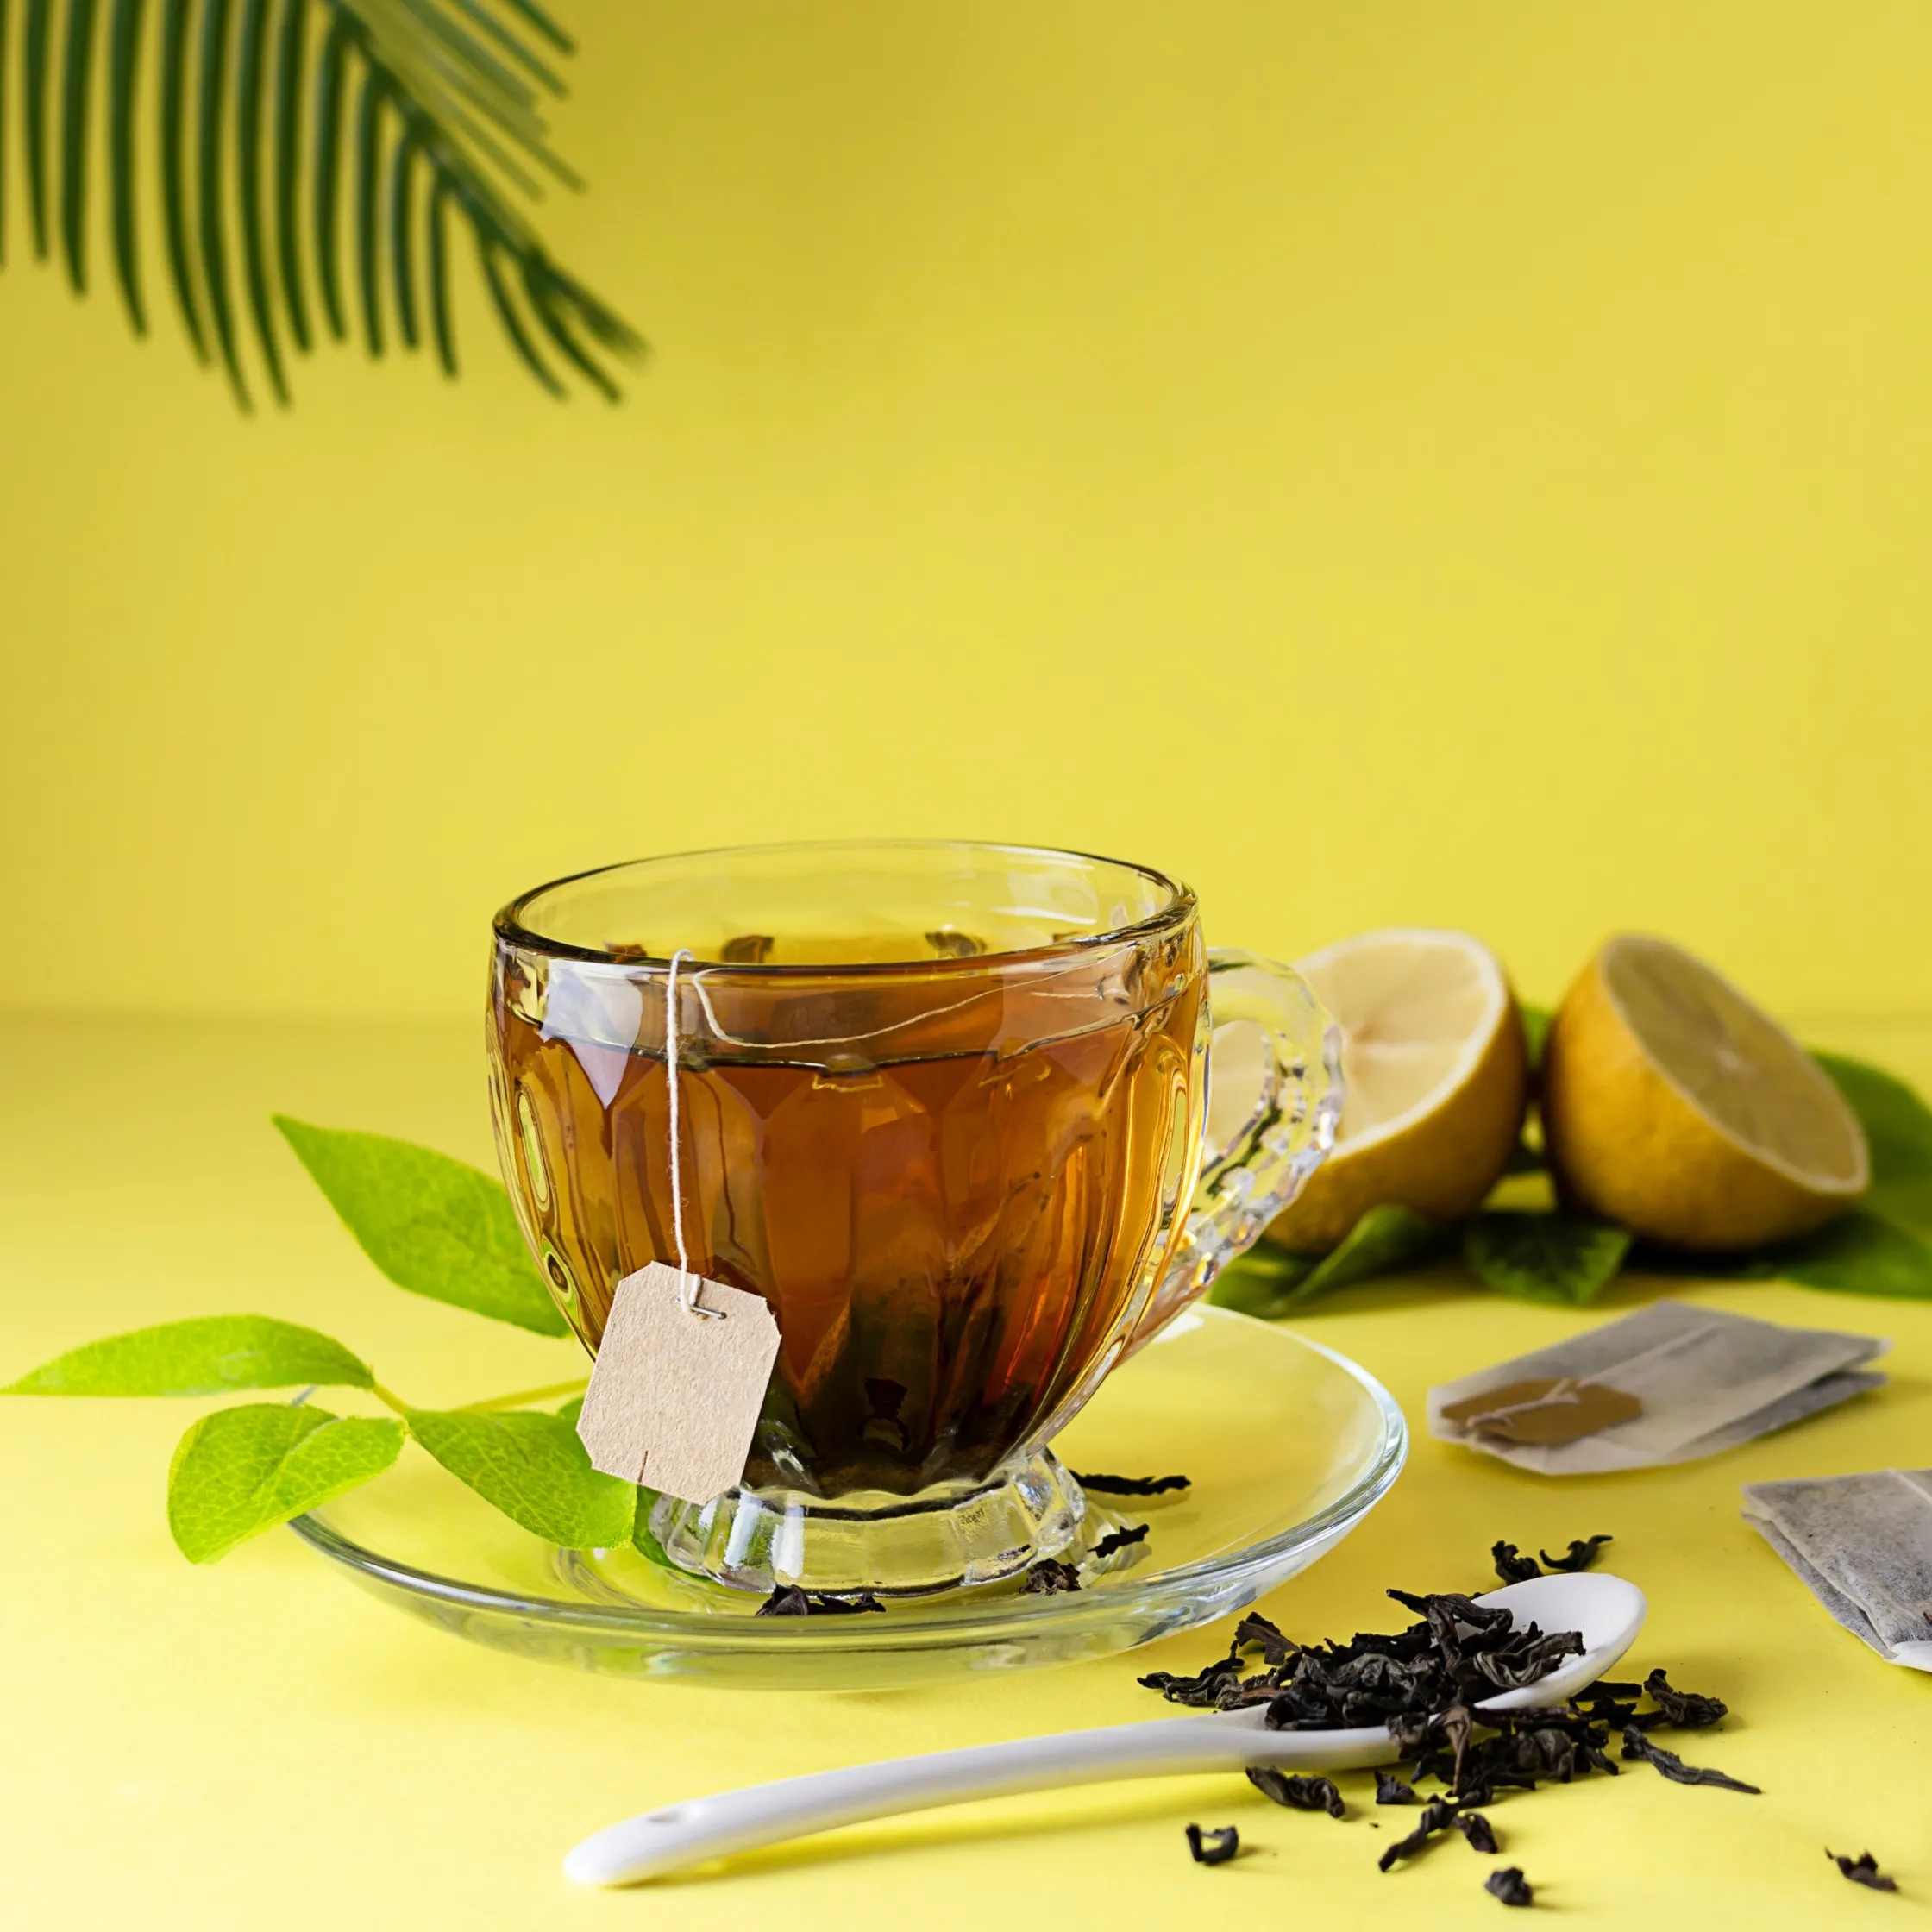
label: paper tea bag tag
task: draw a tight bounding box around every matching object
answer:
[575,1263,781,1504]
[1440,1376,1643,1446]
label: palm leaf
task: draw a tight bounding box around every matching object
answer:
[3,0,637,404]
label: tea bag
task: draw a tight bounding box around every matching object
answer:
[1428,1299,1888,1474]
[1741,1470,1932,1672]
[574,949,782,1506]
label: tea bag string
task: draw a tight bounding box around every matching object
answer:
[664,949,724,1320]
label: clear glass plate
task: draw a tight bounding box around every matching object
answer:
[289,1307,1406,1691]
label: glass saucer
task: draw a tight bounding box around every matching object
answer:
[288,1307,1405,1691]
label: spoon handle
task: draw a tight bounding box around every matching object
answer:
[563,1712,1262,1886]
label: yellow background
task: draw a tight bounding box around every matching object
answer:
[5,1,1932,1023]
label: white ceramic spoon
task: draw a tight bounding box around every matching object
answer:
[564,1570,1647,1887]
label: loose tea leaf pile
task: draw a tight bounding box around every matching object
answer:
[1139,1589,1587,1724]
[1150,1538,1825,1906]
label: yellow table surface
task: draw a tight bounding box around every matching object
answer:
[3,1012,1929,1928]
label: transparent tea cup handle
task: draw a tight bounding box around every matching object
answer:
[1127,949,1344,1347]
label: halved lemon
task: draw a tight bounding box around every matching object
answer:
[1541,934,1868,1250]
[1264,928,1528,1252]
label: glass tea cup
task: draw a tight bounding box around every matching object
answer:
[487,841,1341,1595]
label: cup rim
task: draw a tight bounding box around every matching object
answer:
[493,838,1198,975]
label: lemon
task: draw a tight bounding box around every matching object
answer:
[1264,929,1528,1253]
[1540,934,1868,1250]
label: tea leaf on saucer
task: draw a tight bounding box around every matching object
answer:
[167,1404,405,1562]
[273,1116,568,1335]
[1755,1209,1932,1299]
[1464,1211,1632,1306]
[405,1406,637,1547]
[3,1315,373,1397]
[1812,1051,1932,1233]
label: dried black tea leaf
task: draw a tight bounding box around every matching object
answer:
[1540,1534,1613,1572]
[1089,1522,1151,1562]
[1234,1612,1295,1666]
[1456,1811,1501,1854]
[1377,1772,1419,1805]
[1074,1471,1190,1496]
[1379,1798,1456,1870]
[1485,1866,1534,1906]
[1620,1726,1760,1792]
[1185,1823,1239,1866]
[754,1584,885,1616]
[1827,1850,1898,1892]
[1386,1589,1514,1629]
[1247,1769,1344,1817]
[1492,1541,1543,1584]
[1641,1668,1727,1728]
[1019,1558,1082,1595]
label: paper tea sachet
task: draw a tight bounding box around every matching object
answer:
[1741,1470,1932,1674]
[576,1263,781,1505]
[1428,1298,1888,1474]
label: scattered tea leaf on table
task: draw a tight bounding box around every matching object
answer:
[1753,1209,1932,1299]
[404,1406,637,1548]
[1813,1051,1932,1233]
[3,1315,373,1396]
[273,1115,568,1334]
[167,1403,404,1562]
[1464,1212,1632,1306]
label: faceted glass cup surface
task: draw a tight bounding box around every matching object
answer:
[487,842,1208,1503]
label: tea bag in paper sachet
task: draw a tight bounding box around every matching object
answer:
[1742,1470,1932,1673]
[1427,1298,1888,1474]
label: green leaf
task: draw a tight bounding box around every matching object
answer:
[1813,1051,1932,1234]
[1209,1242,1317,1320]
[1295,1205,1454,1304]
[4,1314,373,1396]
[1521,1003,1552,1076]
[1465,1212,1633,1306]
[405,1406,635,1548]
[158,0,208,358]
[7,0,634,404]
[270,0,309,349]
[273,1114,568,1335]
[1756,1210,1932,1300]
[196,0,248,408]
[168,1403,403,1561]
[235,0,288,403]
[631,1496,673,1568]
[24,0,52,257]
[58,0,97,292]
[107,0,147,330]
[1211,1206,1452,1318]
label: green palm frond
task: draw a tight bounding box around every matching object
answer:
[3,0,638,406]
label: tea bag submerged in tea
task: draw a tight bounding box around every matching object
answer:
[1428,1299,1888,1474]
[1741,1470,1932,1672]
